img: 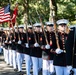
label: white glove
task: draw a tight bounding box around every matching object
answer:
[2,43,5,46]
[67,66,72,74]
[13,39,15,42]
[25,43,29,48]
[67,66,72,70]
[34,42,40,47]
[18,40,21,44]
[9,41,12,44]
[45,44,50,49]
[56,48,63,54]
[5,40,7,43]
[1,46,3,48]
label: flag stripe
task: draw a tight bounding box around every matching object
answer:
[0,12,10,16]
[0,16,10,18]
[0,4,10,23]
[0,18,10,22]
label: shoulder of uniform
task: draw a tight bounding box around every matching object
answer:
[70,27,75,32]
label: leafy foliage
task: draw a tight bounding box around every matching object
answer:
[0,0,76,27]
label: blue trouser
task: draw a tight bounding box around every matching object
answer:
[43,59,55,75]
[24,54,31,75]
[9,49,13,66]
[55,66,67,75]
[12,50,17,69]
[31,56,38,75]
[17,52,24,71]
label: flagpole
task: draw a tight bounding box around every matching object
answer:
[13,2,20,41]
[9,0,11,5]
[8,0,12,42]
[8,0,19,41]
[14,3,20,40]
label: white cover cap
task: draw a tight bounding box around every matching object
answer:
[34,23,41,27]
[45,21,54,26]
[56,19,69,25]
[27,25,32,28]
[14,25,17,29]
[18,25,24,28]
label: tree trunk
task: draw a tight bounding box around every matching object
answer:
[49,0,57,21]
[23,0,29,24]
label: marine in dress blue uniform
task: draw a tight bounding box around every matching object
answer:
[66,26,76,75]
[53,19,69,75]
[16,25,24,72]
[42,21,57,75]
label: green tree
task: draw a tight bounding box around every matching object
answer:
[0,0,76,26]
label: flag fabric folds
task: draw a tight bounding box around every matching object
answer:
[0,4,11,23]
[11,5,18,26]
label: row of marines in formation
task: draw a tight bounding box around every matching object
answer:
[1,19,76,75]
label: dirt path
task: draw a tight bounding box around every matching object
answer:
[0,53,42,75]
[0,54,26,75]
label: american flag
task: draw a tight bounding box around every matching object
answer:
[0,4,11,23]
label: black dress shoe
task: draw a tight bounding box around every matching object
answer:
[14,69,18,71]
[18,71,22,73]
[9,66,13,68]
[18,71,23,75]
[7,63,10,65]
